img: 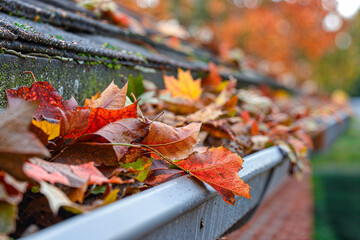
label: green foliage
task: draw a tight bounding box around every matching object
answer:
[0,202,16,234]
[121,158,151,182]
[313,119,360,240]
[313,14,360,94]
[14,22,36,33]
[127,74,145,99]
[91,185,107,195]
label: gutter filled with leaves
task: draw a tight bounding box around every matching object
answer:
[0,68,351,238]
[0,0,352,239]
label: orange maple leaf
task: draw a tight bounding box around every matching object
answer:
[164,69,203,100]
[176,146,251,205]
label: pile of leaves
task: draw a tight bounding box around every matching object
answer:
[0,68,349,238]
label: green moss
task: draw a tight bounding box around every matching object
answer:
[0,54,129,108]
[0,52,167,109]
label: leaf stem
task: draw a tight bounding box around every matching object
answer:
[130,93,145,121]
[23,71,37,82]
[151,111,164,123]
[140,145,191,174]
[78,142,142,148]
[89,142,191,174]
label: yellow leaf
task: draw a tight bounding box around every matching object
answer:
[331,89,349,106]
[164,69,202,100]
[214,81,229,92]
[32,120,60,140]
[103,189,120,205]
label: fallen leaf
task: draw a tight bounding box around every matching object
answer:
[251,120,259,136]
[60,108,90,139]
[224,95,238,111]
[144,159,184,186]
[202,120,235,140]
[29,123,49,146]
[121,158,152,182]
[66,183,88,204]
[295,130,314,149]
[40,181,82,215]
[6,73,77,120]
[70,162,111,185]
[24,158,115,187]
[87,81,128,109]
[175,147,251,205]
[63,96,79,113]
[145,168,184,186]
[103,189,120,205]
[53,118,149,166]
[164,98,201,115]
[32,120,60,140]
[164,69,202,100]
[81,118,149,159]
[288,137,308,158]
[0,172,27,205]
[60,101,138,139]
[184,105,223,123]
[80,101,138,135]
[127,74,145,98]
[241,110,251,123]
[141,122,201,160]
[24,161,73,186]
[52,143,118,166]
[84,91,101,107]
[0,201,16,234]
[0,99,50,180]
[203,62,222,88]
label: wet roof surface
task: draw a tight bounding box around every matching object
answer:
[0,0,288,90]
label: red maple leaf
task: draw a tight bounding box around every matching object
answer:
[5,72,77,121]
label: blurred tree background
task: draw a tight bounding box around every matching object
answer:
[119,0,360,95]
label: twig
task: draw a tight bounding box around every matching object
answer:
[150,111,164,123]
[130,93,145,120]
[23,71,37,82]
[79,141,191,174]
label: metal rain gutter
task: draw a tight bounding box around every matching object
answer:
[22,146,289,240]
[314,111,351,152]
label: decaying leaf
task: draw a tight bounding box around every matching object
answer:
[144,159,184,186]
[184,105,223,123]
[54,118,149,166]
[32,120,60,140]
[0,172,28,205]
[121,158,152,182]
[86,81,128,109]
[203,62,222,89]
[0,99,50,180]
[84,91,101,107]
[60,101,138,139]
[24,158,113,187]
[202,120,235,140]
[40,181,82,214]
[164,97,201,115]
[142,122,201,160]
[5,73,77,121]
[0,201,16,234]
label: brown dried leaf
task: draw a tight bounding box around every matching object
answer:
[141,122,201,160]
[0,99,50,180]
[53,118,150,166]
[87,81,128,109]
